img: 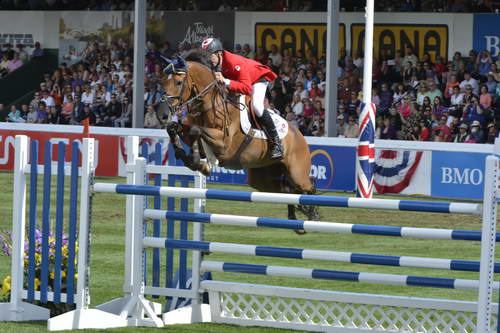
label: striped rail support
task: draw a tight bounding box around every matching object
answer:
[0,136,127,331]
[92,138,207,328]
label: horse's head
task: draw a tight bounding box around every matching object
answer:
[160,55,191,111]
[161,51,219,115]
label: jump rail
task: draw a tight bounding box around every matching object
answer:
[144,209,496,241]
[90,152,499,333]
[142,237,500,273]
[93,183,482,215]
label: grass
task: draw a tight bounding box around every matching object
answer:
[0,170,497,332]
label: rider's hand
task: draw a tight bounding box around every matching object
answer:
[215,72,225,84]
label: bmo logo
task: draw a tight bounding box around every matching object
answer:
[441,167,483,185]
[431,151,487,199]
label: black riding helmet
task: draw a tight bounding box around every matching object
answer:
[201,38,223,55]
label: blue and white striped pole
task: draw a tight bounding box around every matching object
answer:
[200,261,500,292]
[143,210,496,242]
[93,183,482,215]
[142,237,500,273]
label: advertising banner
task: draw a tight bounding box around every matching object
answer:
[59,11,235,64]
[162,11,235,50]
[431,151,487,200]
[255,23,346,57]
[350,23,449,61]
[167,142,356,191]
[473,14,500,57]
[0,12,45,48]
[309,145,356,191]
[0,130,119,176]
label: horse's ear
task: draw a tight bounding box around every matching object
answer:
[176,56,187,72]
[159,54,172,65]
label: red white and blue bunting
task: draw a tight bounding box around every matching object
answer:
[374,150,424,194]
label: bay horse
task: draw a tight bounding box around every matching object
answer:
[161,51,318,222]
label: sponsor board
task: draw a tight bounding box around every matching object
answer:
[309,145,356,191]
[0,130,119,176]
[59,11,235,63]
[255,23,346,57]
[168,142,356,191]
[163,12,235,51]
[473,14,500,57]
[431,151,487,200]
[351,23,448,61]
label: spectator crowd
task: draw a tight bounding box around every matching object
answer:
[3,37,500,144]
[334,46,499,143]
[2,39,174,128]
[0,0,497,13]
[0,14,498,144]
[0,41,43,78]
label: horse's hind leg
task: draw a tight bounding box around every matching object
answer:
[283,148,319,221]
[248,166,305,234]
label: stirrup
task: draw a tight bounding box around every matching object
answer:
[269,142,283,160]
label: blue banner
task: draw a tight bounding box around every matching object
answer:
[473,14,500,57]
[431,151,487,200]
[167,143,356,191]
[309,145,356,191]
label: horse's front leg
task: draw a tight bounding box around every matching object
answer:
[166,121,196,169]
[187,126,212,176]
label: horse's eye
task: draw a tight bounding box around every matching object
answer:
[176,81,183,86]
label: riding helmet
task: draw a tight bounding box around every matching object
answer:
[201,37,223,55]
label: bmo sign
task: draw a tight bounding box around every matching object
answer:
[431,151,487,200]
[473,14,500,57]
[441,167,483,186]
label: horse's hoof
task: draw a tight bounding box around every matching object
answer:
[294,229,306,235]
[200,164,211,176]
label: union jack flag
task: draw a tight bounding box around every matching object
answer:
[356,102,376,198]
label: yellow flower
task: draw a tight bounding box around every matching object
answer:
[62,271,66,278]
[74,273,78,280]
[49,237,55,244]
[34,278,40,290]
[35,253,41,264]
[1,276,11,295]
[50,272,55,280]
[62,246,68,257]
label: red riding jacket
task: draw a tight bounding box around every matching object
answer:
[220,50,277,95]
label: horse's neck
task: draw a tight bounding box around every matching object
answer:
[201,92,240,132]
[188,62,241,132]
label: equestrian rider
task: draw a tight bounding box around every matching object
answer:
[201,37,283,160]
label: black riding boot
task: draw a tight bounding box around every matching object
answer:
[260,109,283,160]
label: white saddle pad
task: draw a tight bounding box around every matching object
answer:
[238,95,288,140]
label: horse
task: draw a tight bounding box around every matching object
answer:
[161,51,318,222]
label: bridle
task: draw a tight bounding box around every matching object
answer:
[162,70,218,115]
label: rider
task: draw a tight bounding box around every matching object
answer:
[201,37,283,160]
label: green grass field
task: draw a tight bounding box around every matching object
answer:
[0,170,497,333]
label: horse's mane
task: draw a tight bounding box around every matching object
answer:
[184,49,211,68]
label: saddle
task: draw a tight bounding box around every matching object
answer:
[237,95,288,140]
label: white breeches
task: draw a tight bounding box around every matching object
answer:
[251,81,268,117]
